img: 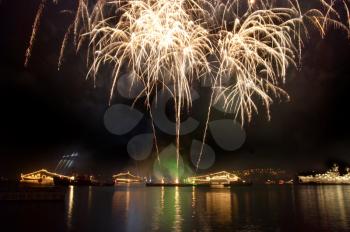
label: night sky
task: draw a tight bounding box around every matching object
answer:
[1,0,350,178]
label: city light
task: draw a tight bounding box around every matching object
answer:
[299,164,350,184]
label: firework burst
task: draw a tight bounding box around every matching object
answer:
[85,0,213,169]
[25,0,350,172]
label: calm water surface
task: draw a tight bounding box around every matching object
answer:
[2,185,350,231]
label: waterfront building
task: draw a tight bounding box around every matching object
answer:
[113,171,143,184]
[186,171,240,185]
[20,169,74,186]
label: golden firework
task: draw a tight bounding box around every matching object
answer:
[25,0,350,171]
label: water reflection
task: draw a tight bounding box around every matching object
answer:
[88,186,92,212]
[67,185,74,230]
[231,192,238,219]
[173,186,182,231]
[56,185,350,232]
[150,186,185,231]
[112,185,136,231]
[297,185,350,231]
[192,186,196,209]
[206,190,232,225]
[161,186,165,210]
[151,186,164,231]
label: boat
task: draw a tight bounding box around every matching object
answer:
[72,175,93,186]
[53,176,72,186]
[298,164,350,185]
[186,171,241,186]
[20,169,74,187]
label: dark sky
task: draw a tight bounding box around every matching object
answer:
[1,0,350,178]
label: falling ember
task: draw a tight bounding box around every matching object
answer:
[24,0,350,171]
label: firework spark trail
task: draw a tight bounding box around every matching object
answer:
[196,79,215,171]
[58,23,73,70]
[25,0,350,174]
[214,0,349,124]
[149,108,161,163]
[216,11,296,124]
[345,1,350,35]
[196,1,300,170]
[195,0,350,170]
[24,0,47,67]
[85,0,214,171]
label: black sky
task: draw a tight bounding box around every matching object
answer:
[1,0,350,178]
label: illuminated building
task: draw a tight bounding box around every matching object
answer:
[113,171,143,184]
[298,164,350,184]
[186,171,240,185]
[20,169,74,186]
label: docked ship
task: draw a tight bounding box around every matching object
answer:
[298,164,350,184]
[20,169,74,186]
[55,174,114,186]
[186,171,247,187]
[21,169,117,187]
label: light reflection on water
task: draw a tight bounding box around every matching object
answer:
[3,185,350,231]
[65,185,350,231]
[67,185,74,230]
[297,185,350,231]
[206,191,232,225]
